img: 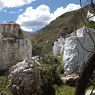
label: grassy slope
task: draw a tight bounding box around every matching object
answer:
[55,85,75,95]
[30,8,87,54]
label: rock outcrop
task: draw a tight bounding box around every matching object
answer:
[53,37,65,56]
[85,89,95,95]
[64,28,95,75]
[8,59,55,95]
[0,22,32,72]
[61,74,79,86]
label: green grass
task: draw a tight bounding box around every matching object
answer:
[55,85,75,95]
[0,75,8,93]
[55,84,95,95]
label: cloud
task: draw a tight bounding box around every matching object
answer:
[16,3,81,32]
[16,5,53,32]
[0,0,35,9]
[18,9,23,12]
[21,26,33,32]
[0,9,7,12]
[62,3,81,13]
[8,9,23,14]
[53,3,80,20]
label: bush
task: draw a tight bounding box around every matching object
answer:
[57,64,64,74]
[88,21,95,29]
[32,41,43,56]
[40,55,63,86]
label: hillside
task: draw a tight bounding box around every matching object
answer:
[30,6,93,54]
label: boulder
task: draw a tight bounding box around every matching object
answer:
[53,37,65,56]
[8,59,55,95]
[64,28,95,75]
[85,89,95,95]
[61,74,79,86]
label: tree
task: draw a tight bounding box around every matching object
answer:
[75,52,95,95]
[74,0,95,95]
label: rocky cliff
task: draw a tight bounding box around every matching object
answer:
[53,37,65,56]
[0,22,32,72]
[64,28,95,75]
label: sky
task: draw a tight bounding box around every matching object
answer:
[0,0,81,32]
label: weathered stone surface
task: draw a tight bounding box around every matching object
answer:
[85,90,95,95]
[0,22,23,38]
[64,28,95,75]
[0,22,32,72]
[53,37,65,56]
[8,59,55,95]
[0,39,32,71]
[61,74,79,86]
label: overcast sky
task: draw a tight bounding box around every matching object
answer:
[0,0,81,32]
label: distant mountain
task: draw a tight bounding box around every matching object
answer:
[30,5,95,54]
[23,31,32,39]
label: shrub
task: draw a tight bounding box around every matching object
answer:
[40,55,63,86]
[32,41,43,56]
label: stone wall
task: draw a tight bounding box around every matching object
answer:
[0,38,32,71]
[0,22,20,38]
[0,22,32,72]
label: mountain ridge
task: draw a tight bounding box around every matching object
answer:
[30,6,93,54]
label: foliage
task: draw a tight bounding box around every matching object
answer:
[18,28,24,37]
[55,85,75,95]
[88,21,95,29]
[40,55,63,86]
[57,64,64,74]
[32,41,43,56]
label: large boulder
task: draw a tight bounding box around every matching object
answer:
[8,59,55,95]
[61,74,79,86]
[64,28,95,75]
[53,37,65,56]
[85,89,95,95]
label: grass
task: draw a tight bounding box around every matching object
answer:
[0,75,8,93]
[55,83,95,95]
[0,75,93,95]
[55,85,75,95]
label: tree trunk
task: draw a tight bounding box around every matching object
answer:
[75,52,95,95]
